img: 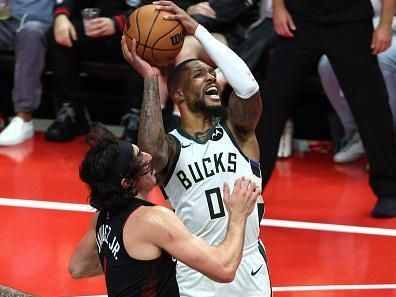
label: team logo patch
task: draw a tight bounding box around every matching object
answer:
[211,127,224,141]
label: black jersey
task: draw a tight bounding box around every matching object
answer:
[96,197,180,297]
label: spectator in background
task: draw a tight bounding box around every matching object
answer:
[258,0,396,217]
[236,0,298,160]
[318,0,396,164]
[176,0,260,64]
[45,0,151,143]
[229,0,276,74]
[0,0,54,146]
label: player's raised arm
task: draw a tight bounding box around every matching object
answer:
[193,24,261,135]
[121,37,175,174]
[155,0,261,138]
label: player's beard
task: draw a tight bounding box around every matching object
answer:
[192,95,227,119]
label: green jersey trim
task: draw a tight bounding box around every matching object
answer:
[257,202,264,224]
[258,240,267,262]
[162,134,181,188]
[175,118,221,144]
[259,240,273,296]
[220,119,250,162]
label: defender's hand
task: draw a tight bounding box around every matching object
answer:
[223,177,259,221]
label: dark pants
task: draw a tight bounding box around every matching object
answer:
[238,18,276,74]
[258,18,396,200]
[48,20,142,110]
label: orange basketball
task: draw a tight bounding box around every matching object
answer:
[123,4,185,67]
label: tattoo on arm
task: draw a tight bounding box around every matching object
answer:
[138,76,176,173]
[227,91,262,136]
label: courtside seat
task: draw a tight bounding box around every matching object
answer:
[0,49,130,124]
[0,49,129,78]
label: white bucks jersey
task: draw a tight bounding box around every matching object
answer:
[163,120,270,297]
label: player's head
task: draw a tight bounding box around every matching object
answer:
[168,59,224,117]
[80,123,156,210]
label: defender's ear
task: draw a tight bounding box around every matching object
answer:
[173,89,184,104]
[121,178,130,189]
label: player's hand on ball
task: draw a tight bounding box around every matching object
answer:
[153,1,199,35]
[121,36,160,78]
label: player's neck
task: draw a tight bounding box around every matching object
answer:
[135,191,148,201]
[180,115,216,141]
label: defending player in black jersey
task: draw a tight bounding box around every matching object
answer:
[68,123,259,297]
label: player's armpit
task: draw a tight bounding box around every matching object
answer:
[156,135,179,183]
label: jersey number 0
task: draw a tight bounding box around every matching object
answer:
[205,187,226,219]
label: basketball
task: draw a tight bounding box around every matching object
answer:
[123,4,185,67]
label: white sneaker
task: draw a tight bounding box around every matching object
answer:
[0,117,34,146]
[333,132,365,163]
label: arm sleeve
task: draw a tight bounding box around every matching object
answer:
[194,25,259,99]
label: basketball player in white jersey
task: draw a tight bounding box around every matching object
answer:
[121,1,271,296]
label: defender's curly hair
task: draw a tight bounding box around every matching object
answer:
[79,123,151,211]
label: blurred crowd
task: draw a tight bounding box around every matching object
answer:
[1,0,396,217]
[0,0,271,145]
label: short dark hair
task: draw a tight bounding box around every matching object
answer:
[167,59,198,99]
[79,123,151,211]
